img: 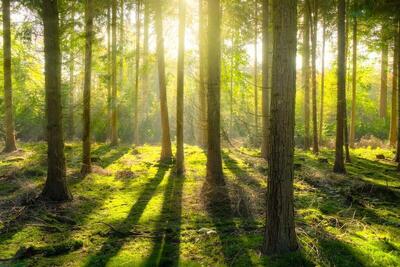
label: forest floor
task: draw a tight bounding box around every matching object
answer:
[0,142,399,267]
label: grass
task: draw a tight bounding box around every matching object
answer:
[0,142,399,266]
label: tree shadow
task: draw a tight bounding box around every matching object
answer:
[144,169,184,266]
[91,144,130,168]
[84,164,170,267]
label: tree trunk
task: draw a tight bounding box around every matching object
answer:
[107,4,112,141]
[396,19,400,167]
[206,0,223,185]
[133,0,141,145]
[154,0,172,161]
[67,7,75,140]
[264,0,298,255]
[303,0,311,150]
[41,0,72,201]
[2,0,17,153]
[230,32,234,135]
[261,0,270,160]
[350,16,357,147]
[390,22,399,146]
[254,0,259,138]
[141,0,149,143]
[319,18,326,143]
[198,0,207,148]
[81,0,94,176]
[110,0,118,145]
[333,0,346,174]
[311,0,318,153]
[380,39,388,118]
[176,0,186,175]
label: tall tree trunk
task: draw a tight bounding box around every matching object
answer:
[141,0,149,143]
[206,0,223,185]
[81,0,94,176]
[261,0,270,160]
[390,23,399,146]
[333,0,346,173]
[380,38,388,118]
[2,0,17,152]
[254,0,259,138]
[133,0,141,145]
[107,4,112,140]
[263,0,298,254]
[67,7,75,140]
[154,0,173,161]
[319,18,326,143]
[41,0,72,201]
[350,15,357,147]
[344,9,351,163]
[396,19,400,166]
[110,0,118,145]
[303,0,311,150]
[176,0,186,175]
[230,32,234,135]
[198,0,207,148]
[311,0,318,153]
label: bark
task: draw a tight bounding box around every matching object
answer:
[206,0,223,185]
[263,0,298,255]
[81,0,94,176]
[67,7,75,140]
[154,0,173,161]
[133,0,141,145]
[198,0,207,147]
[107,4,112,140]
[390,23,399,146]
[350,16,357,147]
[319,19,326,142]
[141,0,149,143]
[176,0,186,175]
[230,32,234,135]
[261,0,270,160]
[2,0,17,152]
[41,0,72,201]
[311,0,318,153]
[110,0,118,145]
[333,0,346,174]
[303,0,311,150]
[254,0,259,137]
[396,19,400,167]
[380,39,388,118]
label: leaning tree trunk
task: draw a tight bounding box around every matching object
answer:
[176,0,186,175]
[350,16,357,147]
[261,0,270,160]
[333,0,346,174]
[154,0,172,161]
[263,0,298,255]
[133,0,141,145]
[110,0,118,145]
[311,0,318,153]
[390,22,399,146]
[303,0,311,150]
[319,18,326,143]
[41,0,72,201]
[81,0,94,176]
[2,0,17,153]
[206,0,223,185]
[198,0,207,148]
[380,40,388,118]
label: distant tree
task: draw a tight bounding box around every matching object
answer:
[141,0,150,143]
[67,5,75,140]
[154,0,173,161]
[319,18,326,142]
[198,0,207,148]
[390,21,398,146]
[110,0,118,145]
[333,0,346,174]
[133,0,141,145]
[311,0,319,153]
[263,0,298,254]
[380,30,388,118]
[40,0,72,201]
[2,0,17,153]
[350,12,357,147]
[254,0,259,138]
[107,3,112,140]
[303,0,311,150]
[261,0,270,160]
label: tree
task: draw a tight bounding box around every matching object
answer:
[311,0,319,153]
[333,0,346,174]
[40,0,72,201]
[319,18,326,142]
[110,0,118,145]
[154,0,173,161]
[350,14,357,147]
[254,0,259,138]
[303,0,311,150]
[107,3,112,140]
[198,0,207,147]
[141,0,149,143]
[81,0,94,176]
[261,0,270,160]
[133,0,141,145]
[2,0,17,153]
[67,5,75,140]
[176,0,186,175]
[380,32,388,118]
[206,0,223,185]
[263,0,298,254]
[390,21,399,146]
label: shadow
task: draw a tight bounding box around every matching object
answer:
[91,144,130,168]
[144,169,184,266]
[317,237,365,267]
[84,164,170,267]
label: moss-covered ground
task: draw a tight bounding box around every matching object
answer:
[0,143,399,266]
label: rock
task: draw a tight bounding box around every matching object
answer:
[198,227,217,235]
[376,154,385,160]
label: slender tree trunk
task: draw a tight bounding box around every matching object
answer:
[261,0,270,160]
[254,0,259,138]
[119,0,124,102]
[390,23,399,146]
[319,18,326,143]
[344,3,351,163]
[311,0,318,153]
[350,16,357,147]
[67,7,75,140]
[230,32,234,135]
[154,0,172,161]
[263,0,298,254]
[396,19,400,167]
[107,4,112,140]
[303,0,311,150]
[110,0,118,145]
[198,0,207,148]
[2,0,17,153]
[141,0,149,143]
[41,0,72,201]
[176,0,186,175]
[81,0,94,176]
[133,0,141,145]
[206,0,223,185]
[380,38,388,118]
[333,0,346,173]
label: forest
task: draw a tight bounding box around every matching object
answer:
[0,0,399,266]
